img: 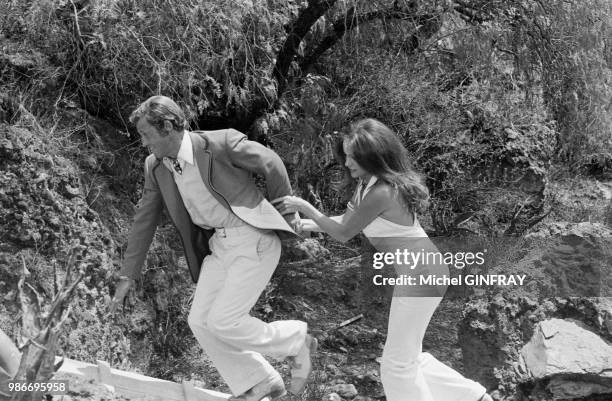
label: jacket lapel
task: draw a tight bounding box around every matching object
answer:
[190,133,231,209]
[189,133,211,188]
[152,160,184,223]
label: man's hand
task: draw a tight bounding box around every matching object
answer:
[288,212,303,234]
[107,276,135,315]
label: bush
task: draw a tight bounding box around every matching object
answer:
[1,0,301,130]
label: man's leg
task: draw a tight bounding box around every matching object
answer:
[188,232,274,396]
[189,227,306,395]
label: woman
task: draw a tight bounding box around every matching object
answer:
[273,119,492,401]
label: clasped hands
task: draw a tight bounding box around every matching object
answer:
[271,195,310,215]
[272,196,313,234]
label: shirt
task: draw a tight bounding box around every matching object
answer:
[162,132,243,229]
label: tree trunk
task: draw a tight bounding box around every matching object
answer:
[273,0,338,97]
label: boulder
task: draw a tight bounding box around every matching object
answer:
[324,393,343,401]
[520,318,612,399]
[330,383,358,399]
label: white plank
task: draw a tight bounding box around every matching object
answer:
[56,357,230,401]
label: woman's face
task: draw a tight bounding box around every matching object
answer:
[343,140,369,179]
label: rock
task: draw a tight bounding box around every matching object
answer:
[460,295,612,399]
[360,371,380,383]
[330,384,358,399]
[282,238,330,261]
[596,298,612,337]
[129,301,157,334]
[62,183,81,199]
[520,318,612,399]
[525,221,612,240]
[341,366,358,376]
[326,363,342,376]
[324,393,342,401]
[504,127,519,139]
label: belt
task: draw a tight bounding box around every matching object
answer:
[213,224,256,238]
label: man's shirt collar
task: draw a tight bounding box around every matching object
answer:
[176,131,193,165]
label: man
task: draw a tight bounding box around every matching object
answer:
[108,96,316,400]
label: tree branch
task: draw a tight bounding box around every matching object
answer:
[273,0,337,96]
[300,6,417,72]
[452,0,494,24]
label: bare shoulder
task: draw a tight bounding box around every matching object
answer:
[364,183,395,205]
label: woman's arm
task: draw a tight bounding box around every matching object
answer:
[301,215,345,232]
[273,186,391,242]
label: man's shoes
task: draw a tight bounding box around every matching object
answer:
[478,393,493,401]
[230,372,286,401]
[289,334,318,394]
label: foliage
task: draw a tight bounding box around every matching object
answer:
[268,0,611,232]
[1,0,301,130]
[489,0,612,170]
[275,7,563,234]
[270,74,350,214]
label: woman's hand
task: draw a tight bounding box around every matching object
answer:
[271,196,313,217]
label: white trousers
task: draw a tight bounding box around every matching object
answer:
[381,297,486,401]
[187,225,307,396]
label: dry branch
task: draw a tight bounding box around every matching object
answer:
[10,251,84,401]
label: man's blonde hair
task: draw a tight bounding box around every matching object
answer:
[130,96,187,135]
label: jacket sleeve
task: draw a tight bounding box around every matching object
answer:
[225,129,293,201]
[119,156,163,280]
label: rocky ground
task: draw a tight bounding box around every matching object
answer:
[12,177,612,401]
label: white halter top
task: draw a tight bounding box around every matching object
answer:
[349,176,427,238]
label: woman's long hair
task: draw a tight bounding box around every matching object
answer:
[335,118,429,213]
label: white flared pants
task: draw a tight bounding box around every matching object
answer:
[187,225,307,396]
[381,296,486,401]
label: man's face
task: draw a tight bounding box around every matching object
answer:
[136,118,177,159]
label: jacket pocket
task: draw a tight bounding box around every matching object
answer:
[255,230,278,260]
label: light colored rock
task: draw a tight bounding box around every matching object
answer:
[364,371,380,383]
[326,363,342,376]
[331,383,358,399]
[596,298,612,336]
[521,318,612,399]
[324,392,342,401]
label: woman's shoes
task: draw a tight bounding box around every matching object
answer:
[289,334,318,394]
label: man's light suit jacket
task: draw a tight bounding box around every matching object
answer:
[119,129,297,283]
